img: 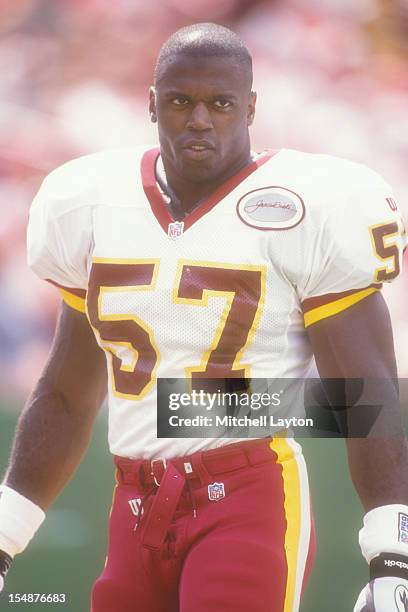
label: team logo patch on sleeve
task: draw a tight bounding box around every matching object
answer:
[399,513,408,544]
[237,186,305,230]
[208,482,225,501]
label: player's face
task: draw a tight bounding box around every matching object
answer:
[150,55,256,185]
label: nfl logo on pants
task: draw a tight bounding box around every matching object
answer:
[208,482,225,501]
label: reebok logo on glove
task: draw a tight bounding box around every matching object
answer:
[386,560,408,571]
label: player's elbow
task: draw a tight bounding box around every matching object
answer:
[31,372,105,423]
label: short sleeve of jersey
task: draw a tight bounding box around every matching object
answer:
[298,162,406,327]
[27,156,96,311]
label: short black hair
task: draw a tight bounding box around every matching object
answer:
[154,22,253,88]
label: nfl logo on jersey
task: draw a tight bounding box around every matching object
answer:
[208,482,225,501]
[168,221,184,239]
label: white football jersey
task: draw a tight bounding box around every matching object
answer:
[27,146,406,459]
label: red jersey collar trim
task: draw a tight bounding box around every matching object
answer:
[141,147,278,234]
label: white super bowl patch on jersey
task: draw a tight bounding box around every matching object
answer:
[237,186,305,230]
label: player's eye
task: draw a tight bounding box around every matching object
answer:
[171,97,189,106]
[213,99,232,109]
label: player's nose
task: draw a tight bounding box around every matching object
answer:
[186,102,213,131]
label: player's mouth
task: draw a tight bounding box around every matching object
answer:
[181,140,216,161]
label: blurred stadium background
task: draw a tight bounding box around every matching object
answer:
[0,0,407,610]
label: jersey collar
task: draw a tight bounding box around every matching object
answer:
[141,147,277,235]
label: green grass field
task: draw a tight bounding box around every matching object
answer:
[0,404,367,612]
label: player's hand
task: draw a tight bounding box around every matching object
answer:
[0,549,12,593]
[353,577,408,611]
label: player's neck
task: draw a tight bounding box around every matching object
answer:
[158,151,253,216]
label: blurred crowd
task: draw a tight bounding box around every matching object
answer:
[0,0,407,397]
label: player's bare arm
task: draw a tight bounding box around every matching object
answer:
[0,303,106,587]
[308,290,408,610]
[4,303,107,508]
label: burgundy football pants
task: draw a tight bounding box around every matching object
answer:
[91,438,315,612]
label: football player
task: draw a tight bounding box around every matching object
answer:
[0,23,407,611]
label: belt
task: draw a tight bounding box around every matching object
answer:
[114,438,276,553]
[114,437,276,489]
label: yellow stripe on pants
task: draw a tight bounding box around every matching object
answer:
[269,436,303,612]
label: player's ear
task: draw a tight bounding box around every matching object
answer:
[149,87,157,123]
[247,90,257,126]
